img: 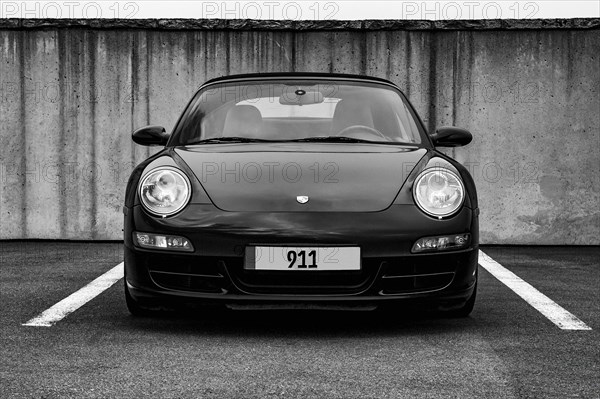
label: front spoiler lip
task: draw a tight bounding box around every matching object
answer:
[126,279,475,303]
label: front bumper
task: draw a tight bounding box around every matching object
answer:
[124,204,479,309]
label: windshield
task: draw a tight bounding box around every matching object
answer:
[170,80,425,146]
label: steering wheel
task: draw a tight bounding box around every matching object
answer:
[336,125,388,140]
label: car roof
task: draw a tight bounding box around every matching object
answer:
[202,72,397,87]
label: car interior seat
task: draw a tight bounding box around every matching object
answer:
[330,99,375,135]
[222,105,264,138]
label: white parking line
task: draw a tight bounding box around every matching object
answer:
[479,250,591,331]
[22,262,124,327]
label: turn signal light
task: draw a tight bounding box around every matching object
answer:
[133,232,194,252]
[412,233,470,253]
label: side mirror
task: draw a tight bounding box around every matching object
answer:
[132,125,170,146]
[431,126,472,147]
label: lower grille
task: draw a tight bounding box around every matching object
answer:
[140,251,467,296]
[147,255,228,293]
[227,258,382,295]
[378,255,458,294]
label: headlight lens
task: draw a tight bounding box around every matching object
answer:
[413,168,465,218]
[139,167,191,216]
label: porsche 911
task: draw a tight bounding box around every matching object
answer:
[123,72,478,316]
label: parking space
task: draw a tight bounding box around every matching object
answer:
[482,246,599,331]
[1,242,598,398]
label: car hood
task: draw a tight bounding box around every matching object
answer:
[175,143,427,212]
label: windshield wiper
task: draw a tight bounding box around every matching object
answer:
[286,136,419,145]
[286,136,382,144]
[187,137,272,145]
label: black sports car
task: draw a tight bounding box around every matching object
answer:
[123,73,478,316]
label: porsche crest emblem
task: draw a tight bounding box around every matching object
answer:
[296,196,309,204]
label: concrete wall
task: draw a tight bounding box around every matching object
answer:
[1,19,599,243]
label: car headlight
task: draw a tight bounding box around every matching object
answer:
[139,166,191,216]
[413,168,465,218]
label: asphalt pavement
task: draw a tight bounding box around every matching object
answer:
[1,242,598,399]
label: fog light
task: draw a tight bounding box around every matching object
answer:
[133,232,194,252]
[412,233,470,253]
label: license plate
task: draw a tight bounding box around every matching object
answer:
[245,246,361,271]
